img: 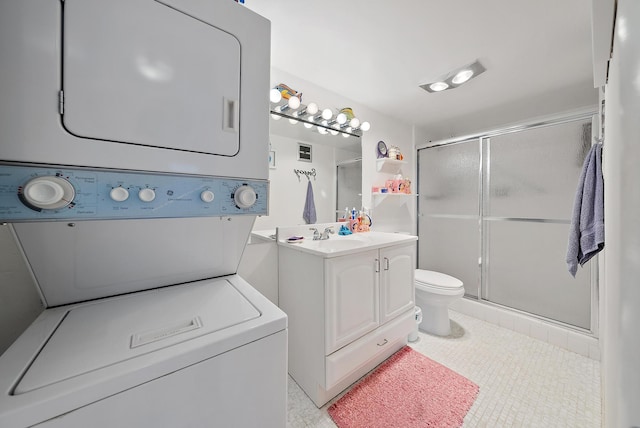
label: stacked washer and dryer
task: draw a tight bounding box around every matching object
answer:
[0,1,287,427]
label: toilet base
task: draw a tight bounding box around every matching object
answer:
[417,304,451,336]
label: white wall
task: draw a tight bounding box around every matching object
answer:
[417,85,598,143]
[601,1,640,426]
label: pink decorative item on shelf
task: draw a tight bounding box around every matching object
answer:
[385,179,394,193]
[391,174,403,193]
[400,179,412,194]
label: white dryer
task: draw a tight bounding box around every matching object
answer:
[0,0,286,427]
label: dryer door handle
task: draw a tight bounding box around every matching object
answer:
[223,97,239,133]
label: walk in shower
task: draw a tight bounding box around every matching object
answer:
[417,113,596,331]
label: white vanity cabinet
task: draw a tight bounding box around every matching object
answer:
[379,244,416,323]
[325,249,379,355]
[278,235,416,407]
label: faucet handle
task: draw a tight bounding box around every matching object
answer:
[323,227,335,234]
[309,227,320,239]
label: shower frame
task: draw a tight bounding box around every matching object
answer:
[417,110,599,335]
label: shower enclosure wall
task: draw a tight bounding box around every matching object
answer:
[418,113,597,332]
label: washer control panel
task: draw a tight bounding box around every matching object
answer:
[0,163,268,221]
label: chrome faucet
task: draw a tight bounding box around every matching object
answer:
[309,228,321,240]
[320,227,335,240]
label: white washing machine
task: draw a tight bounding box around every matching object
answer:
[0,1,287,427]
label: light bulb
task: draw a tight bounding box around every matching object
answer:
[342,132,350,138]
[330,129,339,136]
[321,120,328,126]
[270,88,282,103]
[429,82,448,92]
[452,69,473,85]
[322,108,333,120]
[271,113,282,120]
[360,121,371,132]
[288,96,301,109]
[349,117,360,129]
[336,113,347,125]
[304,122,313,129]
[289,118,299,124]
[306,102,319,115]
[318,126,328,135]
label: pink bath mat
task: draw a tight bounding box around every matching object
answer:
[327,347,479,428]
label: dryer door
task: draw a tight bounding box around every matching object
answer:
[62,0,241,156]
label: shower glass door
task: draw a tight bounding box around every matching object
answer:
[418,116,594,330]
[418,140,481,298]
[484,120,592,328]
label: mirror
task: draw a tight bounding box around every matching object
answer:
[252,116,362,231]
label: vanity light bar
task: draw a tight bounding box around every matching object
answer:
[269,96,370,138]
[268,108,367,138]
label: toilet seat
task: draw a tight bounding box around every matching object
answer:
[415,270,464,293]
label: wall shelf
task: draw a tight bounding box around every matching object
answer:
[371,192,418,207]
[376,158,407,172]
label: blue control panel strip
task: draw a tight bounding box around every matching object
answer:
[0,163,269,221]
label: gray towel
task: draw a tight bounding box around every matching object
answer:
[566,143,604,277]
[303,180,317,224]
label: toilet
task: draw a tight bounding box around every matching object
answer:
[414,269,465,336]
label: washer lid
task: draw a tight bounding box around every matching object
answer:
[14,279,260,394]
[415,270,463,289]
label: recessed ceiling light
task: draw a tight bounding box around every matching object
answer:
[419,60,486,94]
[452,69,474,85]
[429,82,449,92]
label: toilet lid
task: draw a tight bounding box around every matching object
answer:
[415,269,463,289]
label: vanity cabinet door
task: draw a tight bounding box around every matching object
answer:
[325,249,379,355]
[380,243,416,324]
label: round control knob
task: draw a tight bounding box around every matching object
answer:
[110,187,129,202]
[138,188,156,202]
[200,190,215,203]
[233,185,257,209]
[22,176,75,210]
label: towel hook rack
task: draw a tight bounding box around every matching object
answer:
[294,168,316,182]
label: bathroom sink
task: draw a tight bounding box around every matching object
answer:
[305,238,368,252]
[279,231,417,258]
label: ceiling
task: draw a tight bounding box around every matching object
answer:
[245,0,597,133]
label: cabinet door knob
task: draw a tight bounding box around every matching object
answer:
[377,338,388,346]
[384,257,390,271]
[375,258,380,273]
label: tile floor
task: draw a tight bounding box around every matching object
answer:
[286,310,601,427]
